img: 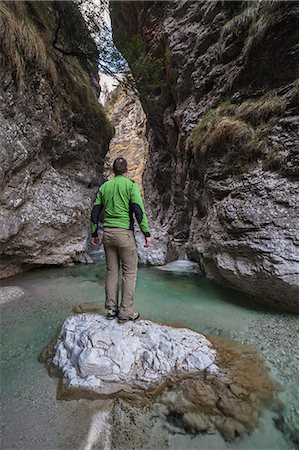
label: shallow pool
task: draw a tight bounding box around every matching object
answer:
[0,262,298,449]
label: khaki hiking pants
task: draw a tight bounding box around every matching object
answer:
[102,228,138,319]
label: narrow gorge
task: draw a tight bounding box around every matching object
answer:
[0,2,299,450]
[1,1,298,311]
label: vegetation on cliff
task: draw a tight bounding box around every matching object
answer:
[189,94,288,175]
[0,0,114,277]
[110,2,165,103]
[110,0,299,321]
[0,0,113,143]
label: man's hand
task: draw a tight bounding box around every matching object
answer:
[91,236,101,246]
[144,236,151,248]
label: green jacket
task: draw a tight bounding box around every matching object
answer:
[90,175,150,237]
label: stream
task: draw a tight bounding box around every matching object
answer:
[0,261,298,450]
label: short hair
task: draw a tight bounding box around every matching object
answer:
[113,157,127,175]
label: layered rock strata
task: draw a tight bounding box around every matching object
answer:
[0,1,113,278]
[111,1,299,311]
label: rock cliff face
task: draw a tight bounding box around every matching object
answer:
[0,1,113,277]
[104,86,148,191]
[104,85,168,265]
[111,1,299,311]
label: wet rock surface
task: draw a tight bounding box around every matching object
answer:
[135,227,168,266]
[157,259,200,274]
[111,1,299,311]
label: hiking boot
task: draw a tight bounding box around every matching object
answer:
[106,310,118,320]
[118,312,140,324]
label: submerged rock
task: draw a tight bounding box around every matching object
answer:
[52,314,218,395]
[0,286,24,305]
[43,314,278,441]
[157,259,200,274]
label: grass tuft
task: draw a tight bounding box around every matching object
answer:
[215,0,286,64]
[188,92,286,175]
[0,1,58,85]
[190,112,257,161]
[221,2,259,39]
[236,96,286,127]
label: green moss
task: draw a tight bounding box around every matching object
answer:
[65,67,113,141]
[164,49,172,62]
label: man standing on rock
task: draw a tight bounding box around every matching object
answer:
[90,157,151,323]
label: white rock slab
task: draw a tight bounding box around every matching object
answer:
[53,314,218,395]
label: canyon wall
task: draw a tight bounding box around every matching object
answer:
[104,85,148,191]
[111,1,299,311]
[0,1,113,277]
[104,86,167,265]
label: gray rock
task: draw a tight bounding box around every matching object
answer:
[188,169,299,311]
[135,228,168,266]
[111,2,299,311]
[53,314,218,395]
[0,2,112,279]
[157,259,200,274]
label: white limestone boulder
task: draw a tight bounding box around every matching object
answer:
[53,314,218,396]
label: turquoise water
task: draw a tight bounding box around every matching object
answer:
[0,262,298,449]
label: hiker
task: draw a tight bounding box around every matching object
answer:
[90,157,151,323]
